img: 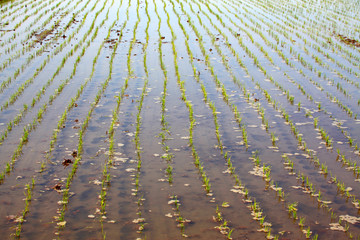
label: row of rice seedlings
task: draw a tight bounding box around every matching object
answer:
[256,0,360,76]
[163,3,240,237]
[0,0,87,93]
[124,0,149,236]
[178,0,254,151]
[175,9,336,221]
[249,72,360,216]
[0,0,30,22]
[250,152,323,239]
[193,0,302,115]
[272,9,360,112]
[280,154,357,235]
[0,0,60,55]
[207,99,279,238]
[220,0,359,121]
[0,0,48,43]
[186,0,330,158]
[1,0,95,86]
[50,1,127,236]
[154,0,175,186]
[169,2,280,238]
[245,14,357,129]
[274,22,358,99]
[213,205,234,239]
[166,0,214,196]
[282,154,332,207]
[126,0,139,76]
[339,127,360,155]
[208,0,360,156]
[13,179,35,238]
[159,1,212,236]
[54,3,123,233]
[186,2,360,232]
[1,6,116,236]
[167,195,190,238]
[0,0,104,113]
[0,0,108,148]
[132,80,148,237]
[3,5,115,233]
[0,0,86,74]
[88,4,123,239]
[187,0,279,146]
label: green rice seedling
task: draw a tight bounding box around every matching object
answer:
[305,227,312,238]
[348,137,354,146]
[263,164,271,182]
[299,217,305,228]
[320,164,328,175]
[313,117,318,128]
[288,202,298,220]
[227,229,234,240]
[271,132,277,146]
[5,163,11,173]
[215,205,223,222]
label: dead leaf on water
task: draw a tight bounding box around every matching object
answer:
[57,221,66,227]
[329,223,346,231]
[133,218,145,223]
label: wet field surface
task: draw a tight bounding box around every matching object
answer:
[1,0,360,239]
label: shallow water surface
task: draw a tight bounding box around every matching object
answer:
[0,0,360,239]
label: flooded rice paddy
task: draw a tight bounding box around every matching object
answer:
[1,0,360,239]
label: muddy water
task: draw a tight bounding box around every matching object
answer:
[1,0,360,239]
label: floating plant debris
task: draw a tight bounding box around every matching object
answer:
[62,158,73,166]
